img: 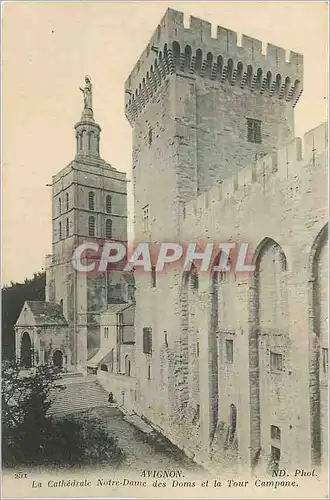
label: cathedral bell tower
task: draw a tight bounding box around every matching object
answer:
[45,76,128,373]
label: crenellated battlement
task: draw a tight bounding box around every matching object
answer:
[182,122,327,220]
[125,8,304,126]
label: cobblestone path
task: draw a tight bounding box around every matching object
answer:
[80,406,202,475]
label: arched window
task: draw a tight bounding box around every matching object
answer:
[88,191,95,211]
[106,219,112,239]
[59,198,61,215]
[20,332,32,369]
[275,73,281,93]
[163,43,168,63]
[184,45,192,70]
[172,41,181,70]
[266,71,272,91]
[66,218,69,238]
[206,52,213,77]
[66,192,69,211]
[217,55,223,79]
[247,65,253,87]
[236,62,243,85]
[195,49,202,74]
[284,77,291,98]
[227,58,233,82]
[59,221,62,240]
[60,299,63,311]
[88,216,95,237]
[256,68,263,90]
[106,195,112,214]
[125,355,131,377]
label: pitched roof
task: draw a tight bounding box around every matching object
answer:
[26,301,68,326]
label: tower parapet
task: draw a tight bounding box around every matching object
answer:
[125,8,303,125]
[182,122,327,219]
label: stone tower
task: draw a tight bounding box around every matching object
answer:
[124,8,304,445]
[46,77,128,372]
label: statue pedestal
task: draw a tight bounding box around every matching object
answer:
[81,108,94,122]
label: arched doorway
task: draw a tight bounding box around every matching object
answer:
[52,350,63,369]
[20,332,32,368]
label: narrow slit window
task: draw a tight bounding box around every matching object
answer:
[151,265,156,287]
[322,348,328,374]
[143,205,149,233]
[225,339,234,363]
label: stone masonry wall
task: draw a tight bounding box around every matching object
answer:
[125,7,326,472]
[181,122,327,470]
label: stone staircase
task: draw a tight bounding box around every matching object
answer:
[48,374,111,417]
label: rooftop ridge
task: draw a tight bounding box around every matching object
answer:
[125,8,303,126]
[183,122,327,218]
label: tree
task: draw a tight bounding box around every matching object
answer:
[2,360,63,465]
[2,361,125,468]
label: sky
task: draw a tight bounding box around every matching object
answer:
[2,1,328,285]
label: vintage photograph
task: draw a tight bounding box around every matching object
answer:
[1,1,328,498]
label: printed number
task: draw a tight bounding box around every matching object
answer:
[15,472,27,479]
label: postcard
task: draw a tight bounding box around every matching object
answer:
[1,1,328,499]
